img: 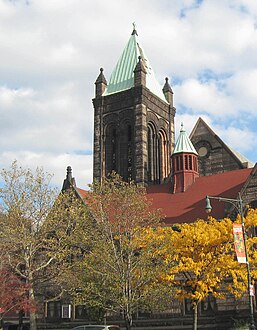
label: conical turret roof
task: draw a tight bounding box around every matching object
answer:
[173,124,198,155]
[103,25,167,103]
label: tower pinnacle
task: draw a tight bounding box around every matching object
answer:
[132,22,138,35]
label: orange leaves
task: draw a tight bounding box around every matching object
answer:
[86,173,162,236]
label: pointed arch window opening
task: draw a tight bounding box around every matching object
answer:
[111,128,117,170]
[159,130,169,181]
[105,125,118,176]
[127,124,133,182]
[147,124,169,183]
[104,122,134,182]
[157,134,161,184]
[116,122,134,182]
[147,124,155,182]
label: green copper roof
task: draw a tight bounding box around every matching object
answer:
[103,27,167,103]
[173,124,198,155]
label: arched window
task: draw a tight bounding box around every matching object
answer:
[105,124,117,176]
[158,130,169,181]
[127,124,133,181]
[147,123,157,183]
[147,124,169,183]
[119,122,133,182]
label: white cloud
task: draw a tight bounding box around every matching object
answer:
[175,79,234,117]
[0,83,93,153]
[226,70,257,113]
[1,0,257,189]
[0,150,92,189]
[208,124,257,164]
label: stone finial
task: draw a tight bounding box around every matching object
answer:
[62,166,74,191]
[162,77,173,104]
[134,56,147,87]
[134,56,146,73]
[95,67,107,97]
[66,166,72,182]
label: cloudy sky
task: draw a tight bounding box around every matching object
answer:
[1,0,257,189]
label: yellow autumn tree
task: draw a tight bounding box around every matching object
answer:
[144,218,249,330]
[241,209,257,279]
[234,208,257,287]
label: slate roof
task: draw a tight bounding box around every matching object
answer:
[146,167,253,225]
[103,26,167,103]
[73,168,253,226]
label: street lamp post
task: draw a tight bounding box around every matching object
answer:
[205,193,256,330]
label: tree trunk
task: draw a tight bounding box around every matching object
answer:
[124,309,132,330]
[193,303,198,330]
[30,311,37,330]
[29,287,37,330]
[124,315,132,330]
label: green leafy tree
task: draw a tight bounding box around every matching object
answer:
[74,174,165,330]
[0,161,88,330]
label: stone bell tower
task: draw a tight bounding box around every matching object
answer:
[92,25,176,185]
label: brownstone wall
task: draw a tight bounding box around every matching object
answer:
[93,86,175,185]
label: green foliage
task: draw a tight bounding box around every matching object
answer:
[230,319,249,330]
[73,173,165,330]
[0,161,89,330]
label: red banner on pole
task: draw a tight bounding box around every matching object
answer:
[250,284,255,297]
[233,223,246,263]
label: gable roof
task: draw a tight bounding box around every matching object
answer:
[62,165,256,227]
[73,167,253,225]
[147,167,253,224]
[103,26,167,103]
[190,118,253,169]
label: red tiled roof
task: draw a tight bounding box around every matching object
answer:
[75,187,89,200]
[146,168,253,225]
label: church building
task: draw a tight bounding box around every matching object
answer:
[88,25,257,224]
[56,25,257,326]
